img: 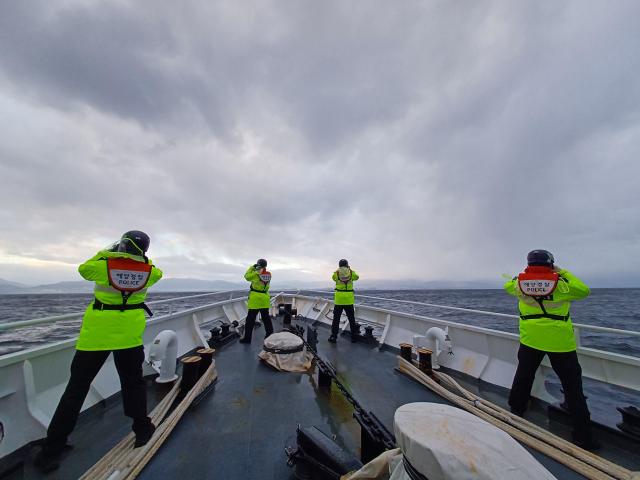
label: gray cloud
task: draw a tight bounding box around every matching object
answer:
[0,0,639,287]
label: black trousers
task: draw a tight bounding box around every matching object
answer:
[242,308,274,342]
[509,343,591,436]
[46,346,147,447]
[331,304,356,336]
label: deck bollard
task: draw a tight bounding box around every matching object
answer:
[306,327,318,351]
[364,326,374,340]
[197,348,216,376]
[399,343,413,362]
[220,323,230,336]
[417,348,433,375]
[180,356,203,393]
[283,304,293,327]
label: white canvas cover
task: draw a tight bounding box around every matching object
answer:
[341,448,402,480]
[258,332,313,372]
[393,403,557,480]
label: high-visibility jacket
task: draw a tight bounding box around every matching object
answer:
[76,250,162,351]
[504,269,590,352]
[333,269,359,306]
[245,265,270,310]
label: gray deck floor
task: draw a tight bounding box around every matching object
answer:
[6,317,639,479]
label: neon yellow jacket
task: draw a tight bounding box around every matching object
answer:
[245,265,270,309]
[504,269,590,352]
[76,250,162,351]
[333,269,359,306]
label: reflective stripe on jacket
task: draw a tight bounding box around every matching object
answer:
[245,265,271,309]
[333,269,359,306]
[504,269,590,352]
[76,251,162,351]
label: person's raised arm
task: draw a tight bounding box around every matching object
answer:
[556,268,590,300]
[78,251,109,282]
[245,265,259,282]
[504,277,518,297]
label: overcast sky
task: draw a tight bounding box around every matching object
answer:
[1,1,639,287]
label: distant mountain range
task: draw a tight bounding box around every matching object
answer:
[0,278,244,294]
[0,277,503,294]
[2,276,637,294]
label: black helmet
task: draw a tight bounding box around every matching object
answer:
[257,258,267,268]
[118,230,150,255]
[527,249,554,267]
[338,259,349,267]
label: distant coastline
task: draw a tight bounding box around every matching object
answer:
[2,276,638,295]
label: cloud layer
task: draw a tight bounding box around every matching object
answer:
[1,1,639,286]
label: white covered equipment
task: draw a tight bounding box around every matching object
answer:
[391,403,556,480]
[258,331,313,372]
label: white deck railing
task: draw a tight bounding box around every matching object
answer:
[2,288,639,342]
[0,290,242,332]
[298,289,640,339]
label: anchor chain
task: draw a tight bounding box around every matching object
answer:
[287,325,396,450]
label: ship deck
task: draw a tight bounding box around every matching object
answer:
[4,316,640,479]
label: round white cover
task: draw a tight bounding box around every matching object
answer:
[394,403,556,480]
[259,331,312,372]
[263,331,304,350]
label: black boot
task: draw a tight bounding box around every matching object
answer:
[239,315,255,344]
[133,417,156,448]
[263,314,274,338]
[33,441,72,473]
[328,335,337,343]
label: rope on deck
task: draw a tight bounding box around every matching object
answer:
[397,357,639,480]
[80,362,217,480]
[79,379,182,480]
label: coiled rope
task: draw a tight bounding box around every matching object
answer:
[397,356,639,480]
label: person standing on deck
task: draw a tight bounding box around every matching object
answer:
[34,231,163,472]
[329,259,359,343]
[504,249,598,450]
[240,258,274,344]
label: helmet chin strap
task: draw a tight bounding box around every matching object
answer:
[123,237,145,255]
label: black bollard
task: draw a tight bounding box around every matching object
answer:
[417,348,433,375]
[220,323,230,336]
[364,326,374,340]
[180,356,203,393]
[197,348,215,376]
[399,343,413,362]
[283,303,293,327]
[306,327,318,351]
